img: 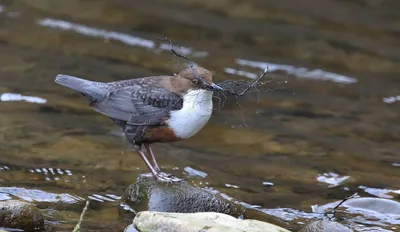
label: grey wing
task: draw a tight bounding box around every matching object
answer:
[91,86,183,125]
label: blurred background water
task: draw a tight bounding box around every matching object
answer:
[0,0,399,231]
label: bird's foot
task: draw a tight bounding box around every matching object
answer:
[154,172,185,183]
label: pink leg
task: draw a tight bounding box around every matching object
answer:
[144,144,160,172]
[139,144,184,183]
[136,148,158,177]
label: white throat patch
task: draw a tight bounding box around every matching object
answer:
[167,89,213,139]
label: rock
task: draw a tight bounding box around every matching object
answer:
[299,220,352,232]
[121,174,245,216]
[343,197,400,215]
[313,197,400,216]
[133,211,291,232]
[121,174,286,227]
[0,200,44,231]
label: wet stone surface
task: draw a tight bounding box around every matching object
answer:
[0,0,399,231]
[121,174,246,216]
[299,220,353,232]
[0,200,44,231]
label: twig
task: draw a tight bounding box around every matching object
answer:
[222,68,268,96]
[325,193,359,218]
[72,200,90,232]
[158,37,212,86]
[158,37,194,68]
[158,37,269,97]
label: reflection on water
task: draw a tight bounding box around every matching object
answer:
[39,18,155,49]
[236,59,358,84]
[358,186,400,199]
[0,187,83,203]
[38,18,196,56]
[0,193,12,201]
[1,0,400,231]
[88,193,120,202]
[262,207,321,223]
[316,172,350,188]
[383,95,400,104]
[312,197,400,231]
[262,181,274,187]
[183,166,208,178]
[224,67,259,79]
[0,93,47,104]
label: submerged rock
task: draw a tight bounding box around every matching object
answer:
[121,174,286,227]
[133,211,291,232]
[121,173,245,216]
[313,197,400,216]
[343,197,400,215]
[299,220,352,232]
[0,200,44,231]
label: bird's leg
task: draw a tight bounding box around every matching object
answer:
[144,143,160,172]
[139,144,184,183]
[136,148,159,177]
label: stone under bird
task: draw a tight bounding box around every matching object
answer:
[55,67,223,182]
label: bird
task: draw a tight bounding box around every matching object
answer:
[55,67,223,182]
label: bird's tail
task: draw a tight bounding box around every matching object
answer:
[55,74,107,101]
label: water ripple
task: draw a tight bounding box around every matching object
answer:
[0,187,84,203]
[359,186,400,199]
[0,93,47,104]
[184,166,208,178]
[383,95,400,104]
[316,172,349,188]
[235,58,357,84]
[37,18,200,56]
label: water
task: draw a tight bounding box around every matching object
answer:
[0,0,399,231]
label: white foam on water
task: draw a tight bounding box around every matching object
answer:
[236,58,357,84]
[91,194,115,202]
[262,181,274,186]
[37,18,200,56]
[262,208,321,222]
[0,193,12,201]
[383,95,400,104]
[224,67,258,79]
[184,166,208,178]
[224,183,239,189]
[0,187,83,203]
[0,93,47,104]
[316,172,349,187]
[359,185,400,199]
[38,18,155,49]
[105,194,121,200]
[159,42,192,56]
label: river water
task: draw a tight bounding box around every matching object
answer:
[0,0,399,231]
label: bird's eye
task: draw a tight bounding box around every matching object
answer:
[192,79,198,84]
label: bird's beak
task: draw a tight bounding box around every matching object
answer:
[210,83,223,91]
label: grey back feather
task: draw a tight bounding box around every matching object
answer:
[55,74,183,126]
[55,74,109,102]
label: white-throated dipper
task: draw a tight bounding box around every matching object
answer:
[55,67,223,182]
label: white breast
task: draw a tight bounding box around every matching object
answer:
[167,89,213,139]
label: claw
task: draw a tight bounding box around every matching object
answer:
[155,172,185,183]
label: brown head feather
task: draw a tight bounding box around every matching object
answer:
[168,67,214,95]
